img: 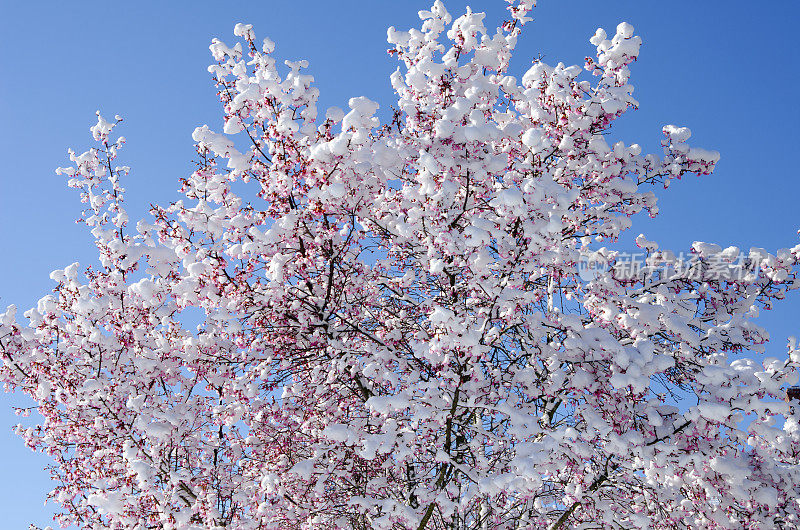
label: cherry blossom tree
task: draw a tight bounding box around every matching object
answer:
[3,1,800,528]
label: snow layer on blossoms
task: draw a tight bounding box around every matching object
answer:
[1,2,799,530]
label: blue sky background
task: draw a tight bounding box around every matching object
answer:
[1,1,799,526]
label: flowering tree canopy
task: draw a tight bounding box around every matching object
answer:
[4,1,800,528]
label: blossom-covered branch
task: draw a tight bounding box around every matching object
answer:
[4,1,800,529]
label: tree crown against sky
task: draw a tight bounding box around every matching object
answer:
[2,1,800,529]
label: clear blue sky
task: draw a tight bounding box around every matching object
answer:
[1,1,799,526]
